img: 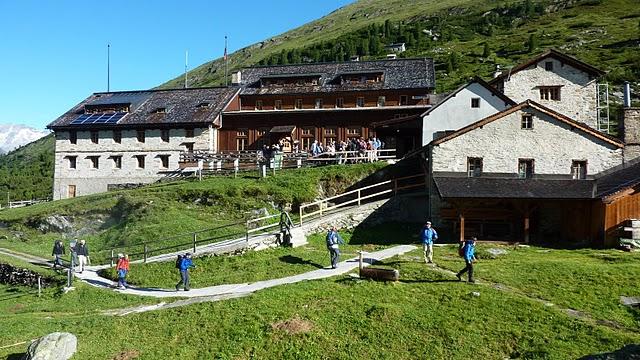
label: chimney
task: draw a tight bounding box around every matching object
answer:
[622,83,640,162]
[231,71,242,85]
[623,81,631,108]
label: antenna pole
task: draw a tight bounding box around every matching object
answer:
[224,35,228,86]
[184,50,189,89]
[107,43,110,92]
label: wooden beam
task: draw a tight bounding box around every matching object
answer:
[459,213,465,242]
[524,212,530,244]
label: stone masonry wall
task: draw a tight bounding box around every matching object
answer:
[623,108,640,162]
[53,127,212,199]
[432,107,623,176]
[503,58,598,128]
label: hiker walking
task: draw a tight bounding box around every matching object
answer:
[175,253,195,291]
[75,239,90,273]
[116,254,130,289]
[326,226,345,269]
[456,237,477,283]
[51,240,65,270]
[420,221,438,264]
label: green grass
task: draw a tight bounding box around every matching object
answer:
[1,244,639,359]
[0,163,386,263]
[98,223,417,288]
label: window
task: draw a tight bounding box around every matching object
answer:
[236,129,248,151]
[467,157,483,177]
[136,129,145,143]
[295,99,303,109]
[90,131,99,144]
[159,155,170,169]
[324,127,337,146]
[301,127,314,151]
[377,96,386,107]
[336,98,344,108]
[518,159,534,179]
[88,156,99,169]
[356,97,365,108]
[255,100,263,110]
[237,129,248,137]
[67,156,77,169]
[256,128,268,148]
[471,98,480,108]
[315,98,323,109]
[301,127,314,136]
[112,130,121,144]
[521,113,533,129]
[69,131,77,144]
[539,86,561,101]
[184,142,194,153]
[196,102,210,109]
[111,156,122,169]
[161,129,170,143]
[274,100,282,110]
[571,160,587,180]
[544,61,554,71]
[346,127,361,138]
[153,107,166,114]
[400,95,408,106]
[185,128,194,138]
[135,155,145,169]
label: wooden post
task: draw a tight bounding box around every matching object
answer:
[358,251,364,270]
[37,276,41,297]
[110,249,114,267]
[143,244,148,263]
[357,189,361,206]
[299,206,303,226]
[193,233,197,253]
[524,212,530,244]
[459,213,465,242]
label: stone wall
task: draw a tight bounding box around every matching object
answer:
[0,263,57,287]
[503,58,598,128]
[623,108,640,162]
[431,107,623,176]
[53,126,213,199]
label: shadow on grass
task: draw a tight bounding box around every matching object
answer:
[577,344,640,359]
[278,255,323,269]
[348,222,420,246]
[399,279,460,284]
[7,353,25,360]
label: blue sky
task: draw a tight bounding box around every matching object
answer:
[0,0,352,130]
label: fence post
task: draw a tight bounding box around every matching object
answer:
[110,249,114,267]
[193,233,197,253]
[143,243,148,263]
[38,276,41,297]
[358,189,361,206]
[245,220,250,243]
[296,159,302,168]
[299,206,303,226]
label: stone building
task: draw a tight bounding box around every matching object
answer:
[48,87,239,200]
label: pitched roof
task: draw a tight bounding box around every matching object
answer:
[489,49,605,85]
[420,77,516,117]
[430,100,624,147]
[433,176,596,199]
[239,58,434,95]
[595,159,640,199]
[47,87,240,129]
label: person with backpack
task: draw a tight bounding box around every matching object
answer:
[456,237,477,283]
[175,253,195,291]
[75,239,90,273]
[51,240,65,270]
[326,226,345,269]
[116,253,130,289]
[420,221,438,264]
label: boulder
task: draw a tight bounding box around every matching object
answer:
[37,215,73,233]
[25,332,77,360]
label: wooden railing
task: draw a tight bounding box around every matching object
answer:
[0,198,50,210]
[298,174,426,225]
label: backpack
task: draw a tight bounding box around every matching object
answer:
[175,254,183,269]
[325,231,335,247]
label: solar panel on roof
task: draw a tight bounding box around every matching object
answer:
[70,112,126,125]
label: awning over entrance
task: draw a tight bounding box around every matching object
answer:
[269,125,296,134]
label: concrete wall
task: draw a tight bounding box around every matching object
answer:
[431,107,623,176]
[623,108,640,162]
[53,126,213,199]
[422,82,511,144]
[502,58,598,128]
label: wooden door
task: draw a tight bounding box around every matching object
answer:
[68,185,76,198]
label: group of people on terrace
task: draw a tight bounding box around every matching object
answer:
[258,136,385,164]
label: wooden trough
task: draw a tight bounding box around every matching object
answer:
[358,251,399,281]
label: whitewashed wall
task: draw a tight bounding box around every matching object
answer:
[431,107,622,176]
[422,82,512,144]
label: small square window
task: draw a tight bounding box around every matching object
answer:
[112,156,122,169]
[161,129,170,143]
[274,100,282,110]
[545,61,553,71]
[112,130,121,144]
[467,157,483,177]
[135,155,145,169]
[400,95,408,106]
[539,86,561,101]
[67,156,77,169]
[377,96,386,107]
[571,160,587,180]
[356,97,365,108]
[88,156,99,169]
[136,129,145,143]
[237,129,248,137]
[471,98,480,108]
[521,114,533,129]
[69,131,77,145]
[159,155,170,169]
[90,131,99,144]
[184,143,194,153]
[336,98,344,108]
[518,159,534,179]
[301,127,314,136]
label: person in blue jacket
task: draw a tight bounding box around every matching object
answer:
[420,221,438,264]
[456,237,477,283]
[326,226,345,269]
[175,253,196,291]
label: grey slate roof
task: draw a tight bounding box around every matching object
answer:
[239,58,435,95]
[433,177,596,199]
[595,160,640,198]
[47,87,239,129]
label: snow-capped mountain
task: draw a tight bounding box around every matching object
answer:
[0,124,49,154]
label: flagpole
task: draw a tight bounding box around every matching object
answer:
[224,35,228,86]
[107,43,110,92]
[184,50,188,89]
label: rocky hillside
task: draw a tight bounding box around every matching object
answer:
[0,124,48,154]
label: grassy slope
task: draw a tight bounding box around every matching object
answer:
[0,163,386,261]
[0,134,54,206]
[160,0,640,97]
[1,242,639,359]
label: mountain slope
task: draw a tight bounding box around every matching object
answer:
[160,0,639,97]
[0,124,48,154]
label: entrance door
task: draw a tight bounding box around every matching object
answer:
[68,185,76,198]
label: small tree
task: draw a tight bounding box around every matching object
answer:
[527,34,538,53]
[482,42,491,58]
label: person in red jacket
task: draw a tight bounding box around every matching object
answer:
[116,254,130,289]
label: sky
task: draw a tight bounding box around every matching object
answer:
[0,0,353,130]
